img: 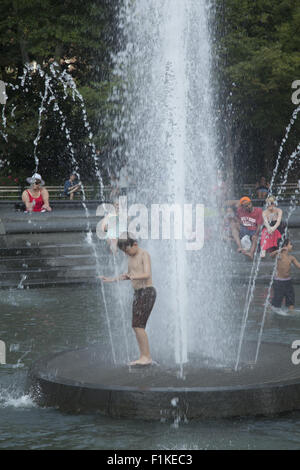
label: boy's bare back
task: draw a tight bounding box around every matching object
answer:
[276,252,293,279]
[276,250,300,278]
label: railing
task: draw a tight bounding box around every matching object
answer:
[0,186,23,199]
[0,185,118,201]
[241,183,299,199]
[1,182,299,202]
[1,183,298,201]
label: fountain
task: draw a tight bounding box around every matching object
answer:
[27,0,300,419]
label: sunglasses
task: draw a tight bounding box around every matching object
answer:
[34,180,41,184]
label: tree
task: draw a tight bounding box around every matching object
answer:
[0,0,119,184]
[212,0,300,187]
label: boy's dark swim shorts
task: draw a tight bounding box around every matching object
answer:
[272,279,295,308]
[132,287,156,328]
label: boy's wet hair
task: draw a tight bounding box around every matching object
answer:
[117,232,137,251]
[277,237,290,249]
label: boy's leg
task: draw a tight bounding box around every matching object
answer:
[285,281,295,311]
[272,281,284,308]
[130,288,156,365]
[130,328,152,365]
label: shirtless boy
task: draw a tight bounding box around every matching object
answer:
[99,234,156,366]
[271,239,300,311]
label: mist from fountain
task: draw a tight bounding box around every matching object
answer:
[235,128,300,370]
[1,63,120,363]
[109,0,237,368]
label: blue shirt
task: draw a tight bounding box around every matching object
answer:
[64,180,75,195]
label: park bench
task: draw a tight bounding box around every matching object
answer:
[0,186,22,199]
[46,185,99,200]
[0,184,120,201]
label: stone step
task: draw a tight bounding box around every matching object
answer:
[0,254,102,271]
[0,244,100,257]
[0,227,104,248]
[0,277,98,289]
[0,265,99,282]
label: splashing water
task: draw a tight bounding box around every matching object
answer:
[0,387,36,409]
[1,63,118,365]
[3,62,104,201]
[110,0,235,367]
[235,125,300,369]
[17,274,27,290]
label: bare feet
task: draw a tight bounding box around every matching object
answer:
[128,356,152,366]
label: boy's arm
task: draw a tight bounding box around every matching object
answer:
[271,246,288,258]
[129,252,151,281]
[291,256,300,269]
[98,273,129,282]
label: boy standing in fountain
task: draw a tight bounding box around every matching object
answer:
[99,233,156,366]
[270,238,300,312]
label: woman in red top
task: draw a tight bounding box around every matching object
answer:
[22,173,52,213]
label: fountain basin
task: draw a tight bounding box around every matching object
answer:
[27,341,300,419]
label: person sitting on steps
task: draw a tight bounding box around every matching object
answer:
[22,173,52,213]
[64,173,82,200]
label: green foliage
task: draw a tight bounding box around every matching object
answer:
[0,0,118,184]
[213,0,300,184]
[3,0,299,188]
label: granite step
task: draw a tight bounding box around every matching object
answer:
[0,254,101,271]
[0,265,99,282]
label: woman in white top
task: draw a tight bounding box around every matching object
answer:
[260,196,284,257]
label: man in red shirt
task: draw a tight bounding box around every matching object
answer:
[229,196,263,259]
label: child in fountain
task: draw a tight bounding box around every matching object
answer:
[270,238,300,312]
[99,233,156,366]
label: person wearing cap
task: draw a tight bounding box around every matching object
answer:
[226,196,263,259]
[22,173,52,213]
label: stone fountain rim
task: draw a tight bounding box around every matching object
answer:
[28,342,300,394]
